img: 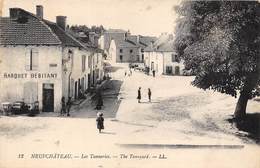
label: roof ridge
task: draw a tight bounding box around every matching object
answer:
[52,22,86,49]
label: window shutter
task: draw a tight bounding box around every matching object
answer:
[25,50,31,70]
[32,49,39,70]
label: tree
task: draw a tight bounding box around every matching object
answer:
[174,1,260,119]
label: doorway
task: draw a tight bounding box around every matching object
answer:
[75,81,78,99]
[175,66,180,75]
[42,83,54,112]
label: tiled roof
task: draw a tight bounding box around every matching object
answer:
[156,40,174,52]
[139,36,157,46]
[0,14,61,45]
[113,39,138,48]
[144,38,175,52]
[127,36,146,47]
[43,20,84,48]
[144,44,154,52]
[0,8,84,48]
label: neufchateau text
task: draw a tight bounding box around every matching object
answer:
[29,153,160,159]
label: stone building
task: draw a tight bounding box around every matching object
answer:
[144,33,185,75]
[0,5,102,112]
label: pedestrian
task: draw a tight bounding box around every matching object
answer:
[66,97,72,116]
[125,70,127,77]
[130,69,132,76]
[147,67,150,75]
[137,87,141,103]
[152,70,155,77]
[96,112,104,133]
[60,96,66,116]
[148,88,152,102]
[96,89,103,110]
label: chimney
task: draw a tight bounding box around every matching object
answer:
[9,8,20,19]
[36,5,43,19]
[56,16,67,31]
[137,35,140,44]
[124,32,127,41]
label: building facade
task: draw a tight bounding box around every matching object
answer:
[144,34,184,76]
[0,6,101,112]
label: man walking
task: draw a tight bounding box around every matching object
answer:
[148,88,152,102]
[137,87,141,103]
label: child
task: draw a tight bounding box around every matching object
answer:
[96,112,104,133]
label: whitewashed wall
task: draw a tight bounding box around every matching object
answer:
[0,45,63,112]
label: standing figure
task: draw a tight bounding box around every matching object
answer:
[125,70,127,77]
[148,88,152,102]
[129,68,132,76]
[96,89,103,110]
[96,112,104,133]
[60,97,66,116]
[152,70,155,77]
[66,97,72,116]
[137,87,141,103]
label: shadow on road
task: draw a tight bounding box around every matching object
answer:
[100,131,116,135]
[70,80,123,118]
[228,112,260,144]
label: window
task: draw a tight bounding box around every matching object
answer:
[120,49,123,53]
[130,49,133,53]
[120,55,123,62]
[25,49,38,71]
[88,55,92,68]
[171,54,175,62]
[82,55,86,72]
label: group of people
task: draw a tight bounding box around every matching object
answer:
[60,97,72,117]
[137,87,152,103]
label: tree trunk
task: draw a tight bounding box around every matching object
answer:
[234,92,248,119]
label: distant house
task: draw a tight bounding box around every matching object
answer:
[98,29,129,60]
[108,34,139,63]
[0,5,102,112]
[144,33,184,75]
[100,29,156,63]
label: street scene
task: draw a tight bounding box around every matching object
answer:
[0,0,260,168]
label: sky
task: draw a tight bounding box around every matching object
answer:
[1,0,182,36]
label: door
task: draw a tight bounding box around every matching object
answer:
[42,83,54,112]
[88,74,91,89]
[175,66,180,75]
[166,66,173,74]
[74,81,78,99]
[78,79,81,98]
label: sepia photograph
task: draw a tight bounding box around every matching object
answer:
[0,0,259,167]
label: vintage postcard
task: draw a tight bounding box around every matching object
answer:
[0,0,259,168]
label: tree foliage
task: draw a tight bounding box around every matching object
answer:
[174,1,260,101]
